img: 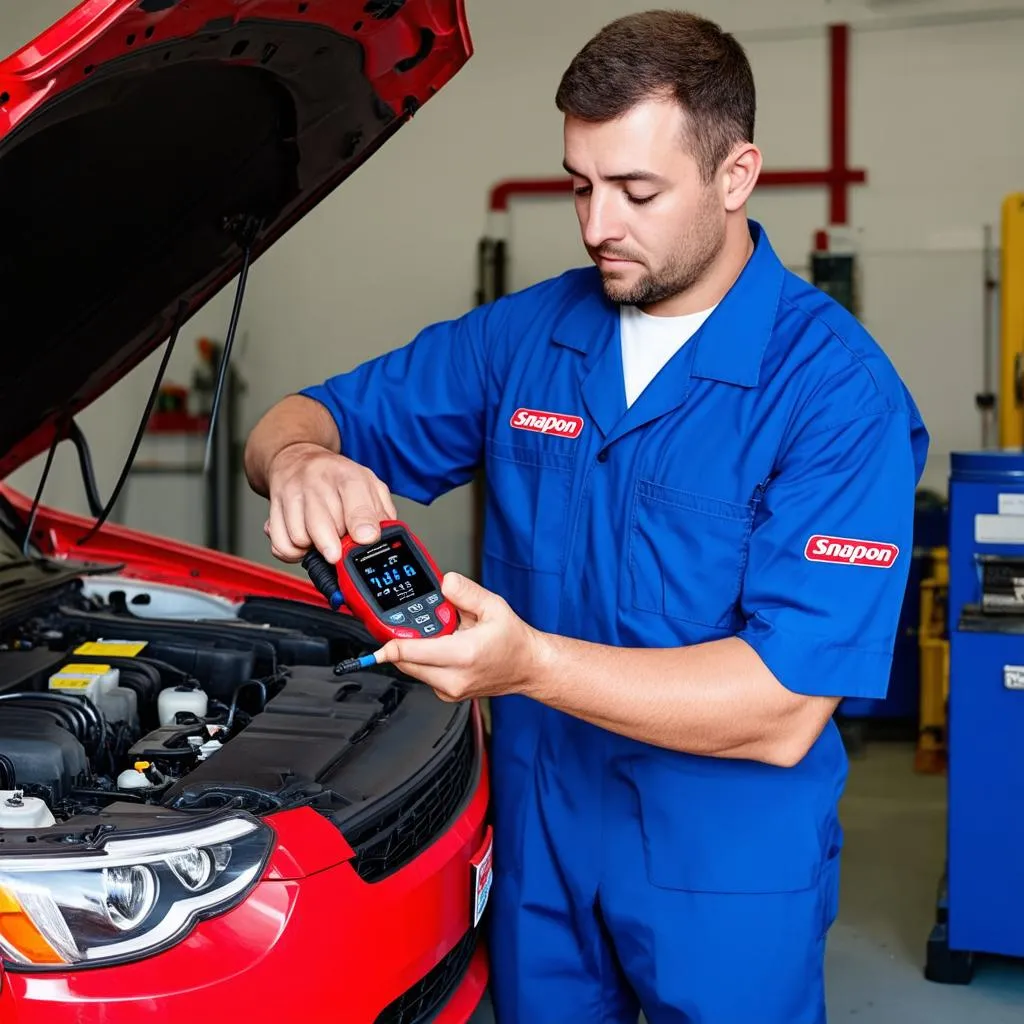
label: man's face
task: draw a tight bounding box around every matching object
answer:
[563,96,726,309]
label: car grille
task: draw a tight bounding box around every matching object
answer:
[374,928,479,1024]
[348,718,476,882]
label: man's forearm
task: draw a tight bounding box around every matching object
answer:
[244,394,341,497]
[526,633,839,767]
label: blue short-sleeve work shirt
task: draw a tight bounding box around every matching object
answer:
[302,221,929,710]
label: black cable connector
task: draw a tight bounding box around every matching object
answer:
[303,550,344,610]
[333,654,379,677]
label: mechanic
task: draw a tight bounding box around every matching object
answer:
[244,10,928,1024]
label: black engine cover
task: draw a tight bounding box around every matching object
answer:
[0,709,89,801]
[162,666,468,826]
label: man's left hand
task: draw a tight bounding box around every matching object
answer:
[373,572,546,702]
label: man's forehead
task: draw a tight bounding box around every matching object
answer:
[563,101,695,175]
[566,95,684,132]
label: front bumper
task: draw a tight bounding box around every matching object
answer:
[0,713,490,1024]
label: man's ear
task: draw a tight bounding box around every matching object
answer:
[721,142,762,212]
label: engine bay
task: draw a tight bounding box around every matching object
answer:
[0,576,471,851]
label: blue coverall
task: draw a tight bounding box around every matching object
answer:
[302,220,930,1023]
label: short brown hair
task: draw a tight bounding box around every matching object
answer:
[555,10,755,183]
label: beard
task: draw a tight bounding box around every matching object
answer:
[592,191,725,307]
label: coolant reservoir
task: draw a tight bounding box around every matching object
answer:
[51,664,139,729]
[158,683,208,726]
[101,678,139,731]
[0,791,55,828]
[49,665,103,702]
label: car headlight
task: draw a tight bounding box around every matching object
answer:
[0,816,273,968]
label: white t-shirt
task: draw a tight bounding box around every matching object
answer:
[620,303,717,408]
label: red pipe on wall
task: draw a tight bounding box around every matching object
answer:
[487,23,866,226]
[489,178,571,212]
[828,23,864,223]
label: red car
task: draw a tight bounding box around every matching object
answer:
[0,2,490,1022]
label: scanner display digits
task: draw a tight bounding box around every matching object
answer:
[353,537,433,612]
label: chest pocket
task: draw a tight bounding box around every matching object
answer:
[483,438,576,574]
[628,480,755,629]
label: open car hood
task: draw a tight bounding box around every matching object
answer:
[0,0,471,478]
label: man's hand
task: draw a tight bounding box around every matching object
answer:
[378,571,836,767]
[264,443,397,563]
[244,393,397,563]
[374,572,548,702]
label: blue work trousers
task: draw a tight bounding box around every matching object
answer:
[485,698,840,1023]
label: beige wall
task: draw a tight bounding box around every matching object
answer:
[5,1,1024,577]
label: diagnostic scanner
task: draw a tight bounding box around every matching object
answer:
[303,520,459,644]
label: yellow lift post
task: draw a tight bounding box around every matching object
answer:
[915,547,949,774]
[999,192,1024,449]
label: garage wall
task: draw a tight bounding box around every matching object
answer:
[4,0,1023,578]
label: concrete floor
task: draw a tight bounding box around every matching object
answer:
[469,741,1024,1023]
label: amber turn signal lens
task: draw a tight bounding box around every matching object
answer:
[0,885,66,965]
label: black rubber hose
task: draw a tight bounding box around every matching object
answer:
[0,697,80,737]
[77,300,189,546]
[138,658,196,685]
[0,694,89,743]
[54,693,107,755]
[0,693,106,757]
[66,419,105,520]
[225,679,268,732]
[0,754,16,789]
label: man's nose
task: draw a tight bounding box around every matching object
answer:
[582,191,623,250]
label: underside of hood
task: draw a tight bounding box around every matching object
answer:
[0,0,471,476]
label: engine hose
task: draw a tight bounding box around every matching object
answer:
[0,754,16,789]
[205,698,230,720]
[54,692,108,755]
[133,657,195,686]
[0,696,81,737]
[225,680,268,732]
[0,693,89,744]
[0,692,106,757]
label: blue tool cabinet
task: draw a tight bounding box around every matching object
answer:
[926,451,1024,983]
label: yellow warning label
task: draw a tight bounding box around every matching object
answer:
[74,641,148,658]
[50,678,95,690]
[61,664,110,675]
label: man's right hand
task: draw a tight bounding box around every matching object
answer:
[263,443,398,564]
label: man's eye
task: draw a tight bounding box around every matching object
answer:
[627,193,657,206]
[573,186,592,198]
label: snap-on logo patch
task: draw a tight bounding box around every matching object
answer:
[510,408,585,439]
[805,535,899,568]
